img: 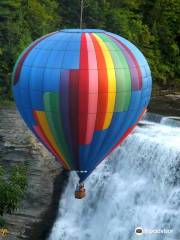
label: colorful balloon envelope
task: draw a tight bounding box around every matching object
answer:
[12,29,152,183]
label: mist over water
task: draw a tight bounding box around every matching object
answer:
[49,114,180,240]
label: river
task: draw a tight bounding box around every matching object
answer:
[48,113,180,240]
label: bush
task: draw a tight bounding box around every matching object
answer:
[0,165,28,216]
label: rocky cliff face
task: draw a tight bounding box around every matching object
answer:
[149,93,180,116]
[0,104,67,240]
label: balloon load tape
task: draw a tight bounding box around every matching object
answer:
[72,170,88,173]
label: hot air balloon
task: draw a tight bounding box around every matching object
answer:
[12,29,152,199]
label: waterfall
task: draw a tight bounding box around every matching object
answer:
[49,114,180,240]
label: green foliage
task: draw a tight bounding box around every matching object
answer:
[0,216,6,227]
[0,165,27,216]
[0,0,60,100]
[24,0,60,39]
[0,0,180,99]
[141,0,180,86]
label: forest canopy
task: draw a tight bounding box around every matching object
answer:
[0,0,180,99]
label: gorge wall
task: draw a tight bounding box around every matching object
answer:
[0,104,67,240]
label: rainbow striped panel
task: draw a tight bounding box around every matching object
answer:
[12,29,152,181]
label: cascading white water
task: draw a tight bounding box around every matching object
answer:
[49,114,180,240]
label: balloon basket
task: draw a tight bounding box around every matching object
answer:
[74,183,86,199]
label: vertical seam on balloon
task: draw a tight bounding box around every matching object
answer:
[60,70,78,169]
[32,33,55,110]
[58,33,77,169]
[13,32,57,86]
[94,75,145,172]
[79,33,89,144]
[22,41,41,130]
[93,33,116,129]
[91,32,118,161]
[60,33,81,170]
[89,108,146,178]
[34,126,56,158]
[84,32,98,143]
[43,93,74,169]
[34,110,70,168]
[69,70,80,170]
[104,108,147,158]
[42,32,60,98]
[91,33,127,160]
[104,34,143,137]
[57,32,74,71]
[101,33,131,112]
[118,38,142,90]
[90,33,108,130]
[104,33,133,103]
[78,33,99,174]
[15,36,46,130]
[103,34,140,139]
[33,111,70,169]
[97,33,121,112]
[16,33,57,133]
[85,32,143,173]
[60,34,75,168]
[34,111,58,155]
[33,125,54,152]
[95,34,142,161]
[33,125,62,163]
[105,33,142,90]
[42,33,75,169]
[83,33,117,172]
[28,35,54,129]
[42,33,74,168]
[116,35,142,90]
